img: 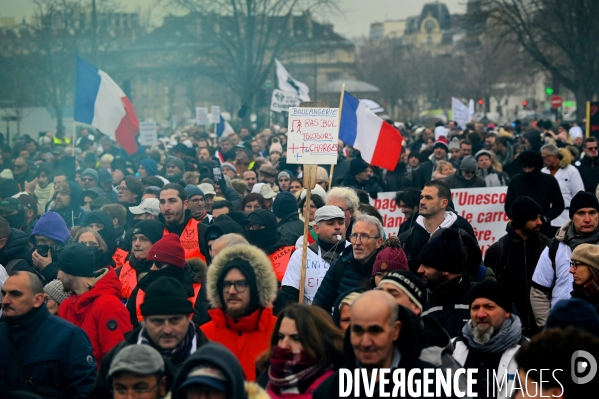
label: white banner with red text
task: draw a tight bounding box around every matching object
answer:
[371,187,509,257]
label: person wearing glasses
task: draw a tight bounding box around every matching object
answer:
[443,155,485,189]
[75,227,113,271]
[12,156,34,193]
[80,168,99,190]
[200,243,278,381]
[57,243,132,364]
[575,137,599,193]
[569,243,599,307]
[107,345,169,399]
[531,191,599,329]
[312,214,384,312]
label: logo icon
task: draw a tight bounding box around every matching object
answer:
[571,350,598,384]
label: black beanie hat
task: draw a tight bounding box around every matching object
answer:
[56,243,96,277]
[569,191,599,219]
[517,150,543,169]
[217,259,259,315]
[272,191,298,218]
[140,276,193,317]
[132,220,164,244]
[350,159,368,176]
[379,271,427,312]
[468,280,513,313]
[511,196,543,229]
[0,179,20,199]
[418,228,464,274]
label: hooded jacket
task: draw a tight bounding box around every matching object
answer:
[444,170,486,189]
[201,244,278,381]
[277,212,304,247]
[484,223,549,335]
[203,215,246,264]
[0,305,96,398]
[58,267,132,364]
[312,306,437,399]
[53,181,87,228]
[83,210,117,258]
[0,228,33,267]
[29,212,72,282]
[171,342,270,399]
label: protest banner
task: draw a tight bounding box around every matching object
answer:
[138,121,157,146]
[271,89,301,112]
[452,97,473,129]
[211,106,220,124]
[372,186,508,256]
[286,107,340,165]
[195,107,209,125]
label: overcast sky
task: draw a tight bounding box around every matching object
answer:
[0,0,466,38]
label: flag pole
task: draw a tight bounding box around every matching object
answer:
[329,84,345,191]
[586,101,591,138]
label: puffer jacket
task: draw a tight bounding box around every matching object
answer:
[0,228,33,267]
[200,244,278,381]
[312,245,381,312]
[58,267,132,363]
[0,305,96,398]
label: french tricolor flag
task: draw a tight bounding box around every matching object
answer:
[339,91,403,170]
[74,56,139,154]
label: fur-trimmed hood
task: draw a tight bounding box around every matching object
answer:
[187,257,207,285]
[558,147,572,169]
[207,244,278,309]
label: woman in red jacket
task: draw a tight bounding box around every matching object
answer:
[262,304,345,399]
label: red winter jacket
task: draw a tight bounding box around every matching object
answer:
[201,307,277,381]
[58,268,132,364]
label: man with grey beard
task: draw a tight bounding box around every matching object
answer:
[451,281,526,398]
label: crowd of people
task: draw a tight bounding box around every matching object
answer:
[0,119,599,398]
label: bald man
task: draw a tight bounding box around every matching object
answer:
[313,290,438,398]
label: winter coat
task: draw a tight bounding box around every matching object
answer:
[219,179,244,210]
[505,170,564,233]
[94,324,208,392]
[0,228,33,267]
[312,306,438,399]
[422,274,473,338]
[541,149,585,227]
[383,162,412,192]
[444,171,486,189]
[277,212,305,247]
[575,155,599,193]
[484,224,549,336]
[52,181,87,228]
[339,174,382,196]
[398,212,477,272]
[203,215,246,264]
[200,244,278,381]
[478,167,510,187]
[312,245,381,312]
[453,333,528,399]
[530,222,599,328]
[412,160,435,189]
[83,210,117,258]
[58,267,132,364]
[171,342,270,399]
[0,305,96,398]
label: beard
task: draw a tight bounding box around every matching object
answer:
[473,324,494,344]
[521,225,540,236]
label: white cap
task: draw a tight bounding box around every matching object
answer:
[129,198,160,216]
[569,126,584,139]
[198,183,216,196]
[251,183,276,199]
[434,126,448,140]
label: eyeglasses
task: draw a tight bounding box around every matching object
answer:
[245,223,264,231]
[570,261,587,269]
[462,170,475,175]
[112,381,160,395]
[56,190,69,196]
[337,206,351,213]
[116,186,130,192]
[14,164,26,169]
[152,261,168,269]
[80,241,99,248]
[167,164,178,169]
[349,233,380,243]
[223,280,249,293]
[81,177,95,182]
[189,198,204,204]
[588,147,598,151]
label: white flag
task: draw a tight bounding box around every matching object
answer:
[275,59,310,102]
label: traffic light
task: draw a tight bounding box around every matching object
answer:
[545,87,554,95]
[565,101,573,107]
[478,99,484,105]
[522,100,528,108]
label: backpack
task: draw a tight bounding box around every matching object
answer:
[546,237,561,288]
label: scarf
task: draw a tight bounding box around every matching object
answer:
[563,222,599,250]
[34,183,54,214]
[194,208,207,223]
[462,314,522,354]
[140,320,196,366]
[268,346,325,393]
[129,256,152,274]
[573,280,599,298]
[318,237,345,255]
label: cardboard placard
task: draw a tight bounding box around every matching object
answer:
[195,107,209,125]
[139,121,157,146]
[286,107,339,165]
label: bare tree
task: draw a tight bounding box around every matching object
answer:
[166,0,337,121]
[474,0,599,120]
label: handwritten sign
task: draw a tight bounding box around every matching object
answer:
[286,107,340,165]
[196,107,209,125]
[139,121,157,146]
[211,106,220,124]
[271,89,300,113]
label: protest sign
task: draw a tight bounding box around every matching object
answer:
[286,107,340,165]
[372,186,508,256]
[452,97,472,129]
[271,89,301,112]
[211,106,220,124]
[138,121,157,146]
[195,107,209,125]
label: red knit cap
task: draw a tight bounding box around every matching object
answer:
[372,236,409,275]
[147,233,186,269]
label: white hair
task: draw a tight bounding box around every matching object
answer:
[354,214,385,239]
[326,187,359,212]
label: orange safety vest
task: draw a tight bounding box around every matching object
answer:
[164,218,206,262]
[268,246,295,281]
[118,261,138,300]
[135,282,201,322]
[113,248,129,269]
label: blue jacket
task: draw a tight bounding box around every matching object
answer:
[0,305,96,398]
[313,245,380,311]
